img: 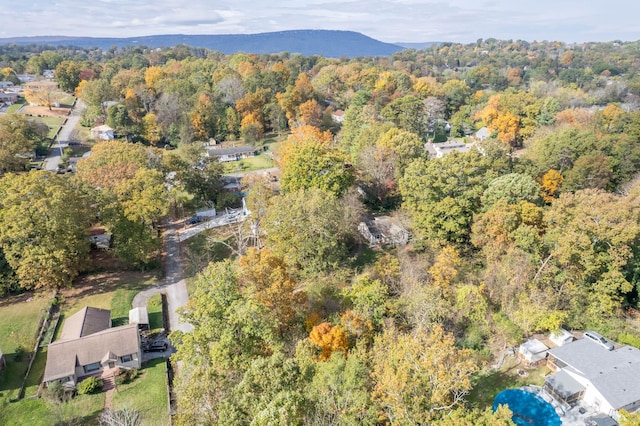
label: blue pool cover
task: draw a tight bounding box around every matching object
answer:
[493,389,562,426]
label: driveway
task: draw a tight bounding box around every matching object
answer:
[132,220,193,333]
[44,100,86,171]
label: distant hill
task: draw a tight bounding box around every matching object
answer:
[395,42,441,49]
[0,30,406,58]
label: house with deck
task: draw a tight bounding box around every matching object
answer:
[43,307,141,387]
[545,337,640,419]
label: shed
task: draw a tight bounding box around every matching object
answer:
[129,307,150,330]
[550,328,574,347]
[518,339,549,364]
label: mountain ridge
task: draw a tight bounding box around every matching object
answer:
[0,30,409,58]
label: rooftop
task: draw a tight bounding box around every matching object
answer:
[60,306,111,341]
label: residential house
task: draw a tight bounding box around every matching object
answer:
[90,125,115,140]
[475,126,491,141]
[0,81,14,89]
[206,145,255,163]
[545,337,640,418]
[0,92,19,104]
[424,140,475,158]
[43,307,142,387]
[358,216,410,246]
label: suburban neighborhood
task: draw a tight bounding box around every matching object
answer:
[2,16,640,426]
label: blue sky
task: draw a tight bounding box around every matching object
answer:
[1,0,638,43]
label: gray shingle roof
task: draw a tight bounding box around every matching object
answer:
[60,307,111,341]
[43,323,140,382]
[548,338,640,409]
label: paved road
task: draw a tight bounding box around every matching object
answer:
[44,100,85,171]
[132,221,193,333]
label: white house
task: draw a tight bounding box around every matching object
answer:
[91,125,115,140]
[476,126,491,141]
[424,140,476,158]
[546,337,640,418]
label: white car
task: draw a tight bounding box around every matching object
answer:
[584,330,614,351]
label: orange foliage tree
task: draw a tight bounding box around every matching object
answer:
[309,322,349,360]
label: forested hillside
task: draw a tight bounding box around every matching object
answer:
[2,39,640,424]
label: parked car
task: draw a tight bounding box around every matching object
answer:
[143,340,168,352]
[584,331,614,351]
[188,216,202,225]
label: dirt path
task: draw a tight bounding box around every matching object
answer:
[132,221,193,333]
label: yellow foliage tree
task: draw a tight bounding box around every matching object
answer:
[429,245,461,299]
[309,322,349,361]
[144,66,165,91]
[297,99,322,127]
[371,325,478,423]
[238,248,307,332]
[539,169,563,203]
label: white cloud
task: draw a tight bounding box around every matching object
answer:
[0,0,638,43]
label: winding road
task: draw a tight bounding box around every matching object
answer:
[131,220,193,333]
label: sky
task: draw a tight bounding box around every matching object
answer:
[1,0,639,44]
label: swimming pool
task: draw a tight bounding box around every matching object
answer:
[493,389,562,426]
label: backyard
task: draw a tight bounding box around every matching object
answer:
[468,355,549,410]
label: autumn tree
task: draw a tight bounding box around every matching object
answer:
[539,169,563,203]
[238,248,307,333]
[264,188,356,274]
[371,325,478,424]
[0,114,48,175]
[309,322,349,360]
[400,151,492,244]
[24,81,63,111]
[542,189,640,325]
[0,171,90,290]
[54,60,82,93]
[279,127,354,196]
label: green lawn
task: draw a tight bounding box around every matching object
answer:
[222,153,275,173]
[112,358,169,425]
[467,356,548,409]
[6,98,25,114]
[0,388,105,426]
[148,294,163,330]
[0,294,51,399]
[27,116,66,139]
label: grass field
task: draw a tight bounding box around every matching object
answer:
[28,116,66,139]
[112,358,170,425]
[0,294,51,400]
[222,153,275,173]
[148,294,163,330]
[5,98,25,114]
